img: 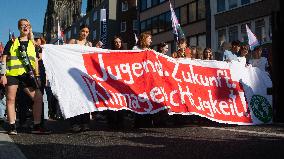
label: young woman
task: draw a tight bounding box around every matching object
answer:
[249,46,269,72]
[0,19,49,135]
[111,36,124,50]
[68,24,92,132]
[133,32,152,50]
[172,38,191,58]
[203,47,214,60]
[157,42,169,55]
[69,24,92,47]
[238,44,249,66]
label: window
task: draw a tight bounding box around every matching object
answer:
[159,14,165,32]
[141,21,146,32]
[228,0,238,9]
[121,21,126,32]
[198,34,206,49]
[255,19,265,42]
[241,0,250,5]
[147,0,152,8]
[241,23,251,42]
[198,0,206,19]
[152,17,159,34]
[165,11,171,30]
[218,29,226,47]
[122,1,128,11]
[189,2,196,22]
[175,8,180,21]
[217,0,226,12]
[180,5,188,25]
[146,19,152,32]
[152,0,159,6]
[189,36,197,46]
[229,26,238,42]
[93,11,98,21]
[133,20,138,31]
[141,0,147,11]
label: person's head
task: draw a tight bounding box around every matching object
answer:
[221,41,231,51]
[177,38,187,49]
[139,32,152,49]
[196,46,203,59]
[231,40,241,53]
[157,42,169,54]
[78,24,90,40]
[112,36,124,50]
[191,46,197,59]
[18,18,33,40]
[34,36,46,46]
[203,47,213,60]
[240,43,249,57]
[253,46,262,59]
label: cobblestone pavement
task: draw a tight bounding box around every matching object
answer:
[6,118,284,159]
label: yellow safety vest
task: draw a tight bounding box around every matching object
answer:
[6,38,36,76]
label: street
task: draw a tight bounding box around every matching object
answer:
[5,118,284,159]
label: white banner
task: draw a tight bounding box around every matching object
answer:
[42,44,272,125]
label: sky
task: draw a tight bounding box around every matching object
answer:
[0,0,87,45]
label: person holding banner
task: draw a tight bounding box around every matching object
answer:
[68,24,92,132]
[249,46,270,73]
[0,18,50,135]
[111,36,124,50]
[203,47,214,60]
[172,38,191,58]
[132,32,152,50]
[222,40,240,62]
[157,42,169,55]
[69,24,92,47]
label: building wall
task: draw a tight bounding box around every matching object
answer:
[211,0,280,53]
[43,0,82,43]
[139,0,208,55]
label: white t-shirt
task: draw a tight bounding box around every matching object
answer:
[249,57,269,72]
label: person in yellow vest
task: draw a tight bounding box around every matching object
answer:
[0,18,50,135]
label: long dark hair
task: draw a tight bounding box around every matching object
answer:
[111,35,124,50]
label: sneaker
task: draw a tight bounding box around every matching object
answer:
[8,124,17,135]
[31,124,51,134]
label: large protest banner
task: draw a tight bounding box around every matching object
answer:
[43,44,272,125]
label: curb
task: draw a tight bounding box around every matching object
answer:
[0,127,27,159]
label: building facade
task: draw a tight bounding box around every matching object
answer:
[43,0,82,43]
[210,0,280,59]
[64,0,138,49]
[139,0,208,55]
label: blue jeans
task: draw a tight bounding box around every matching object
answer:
[0,96,6,119]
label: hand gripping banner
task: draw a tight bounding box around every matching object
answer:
[42,44,272,125]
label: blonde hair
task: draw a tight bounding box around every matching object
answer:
[18,18,34,44]
[139,32,151,49]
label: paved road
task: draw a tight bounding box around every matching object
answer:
[3,118,284,159]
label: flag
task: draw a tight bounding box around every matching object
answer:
[0,42,4,55]
[246,24,259,50]
[12,31,15,41]
[169,0,185,42]
[134,32,138,45]
[57,21,64,44]
[9,29,12,40]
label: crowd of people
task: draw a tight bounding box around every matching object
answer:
[0,19,272,135]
